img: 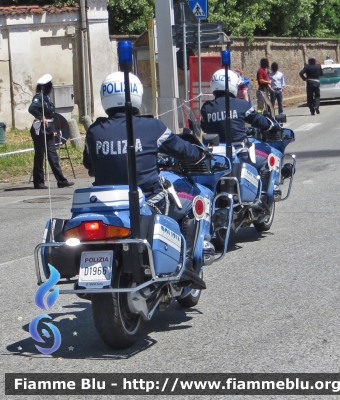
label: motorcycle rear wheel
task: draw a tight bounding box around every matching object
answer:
[177,271,203,308]
[91,268,141,349]
[253,201,275,232]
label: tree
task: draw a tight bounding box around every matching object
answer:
[107,0,154,35]
[207,0,340,38]
[3,0,340,38]
[207,0,273,37]
[255,0,316,37]
[309,0,340,37]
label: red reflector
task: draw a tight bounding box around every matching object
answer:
[194,199,204,216]
[268,155,276,167]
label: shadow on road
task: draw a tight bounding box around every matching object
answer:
[5,299,197,360]
[298,100,340,108]
[227,226,272,252]
[3,186,34,192]
[294,150,340,158]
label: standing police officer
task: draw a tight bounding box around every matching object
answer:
[28,74,74,189]
[299,57,323,115]
[200,69,276,213]
[83,72,206,290]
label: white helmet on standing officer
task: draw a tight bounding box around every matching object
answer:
[210,69,242,98]
[100,71,143,113]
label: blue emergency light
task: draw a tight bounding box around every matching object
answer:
[118,41,133,66]
[221,50,231,67]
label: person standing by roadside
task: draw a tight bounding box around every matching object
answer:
[256,58,271,112]
[28,74,74,189]
[234,69,251,102]
[299,57,323,115]
[269,62,286,114]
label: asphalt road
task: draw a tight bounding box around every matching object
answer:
[1,100,340,399]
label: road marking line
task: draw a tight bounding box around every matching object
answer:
[295,123,321,131]
[0,255,33,267]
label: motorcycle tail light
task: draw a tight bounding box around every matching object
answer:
[64,221,130,241]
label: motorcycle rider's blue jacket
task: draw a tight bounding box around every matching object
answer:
[83,111,203,200]
[200,96,271,143]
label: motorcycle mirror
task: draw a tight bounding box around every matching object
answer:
[275,114,287,123]
[202,134,220,146]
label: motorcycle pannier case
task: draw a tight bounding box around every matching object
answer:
[41,218,80,279]
[152,215,182,275]
[238,163,259,202]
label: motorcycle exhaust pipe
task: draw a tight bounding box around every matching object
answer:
[203,241,215,266]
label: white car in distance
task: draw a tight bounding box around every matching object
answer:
[320,59,340,100]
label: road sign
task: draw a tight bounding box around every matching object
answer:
[188,0,208,19]
[172,23,223,47]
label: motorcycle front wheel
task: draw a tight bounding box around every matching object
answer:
[253,201,275,232]
[91,267,141,349]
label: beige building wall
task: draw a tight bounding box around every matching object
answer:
[0,0,117,129]
[1,12,81,129]
[0,27,12,126]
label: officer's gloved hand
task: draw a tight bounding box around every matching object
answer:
[200,146,214,160]
[265,117,281,133]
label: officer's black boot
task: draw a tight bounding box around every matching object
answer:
[178,217,206,290]
[253,170,271,215]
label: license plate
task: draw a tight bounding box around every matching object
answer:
[78,251,113,288]
[321,83,336,87]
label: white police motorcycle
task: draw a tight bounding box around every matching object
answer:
[33,44,233,349]
[205,92,296,246]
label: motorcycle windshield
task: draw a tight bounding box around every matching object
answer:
[139,97,201,139]
[258,90,275,117]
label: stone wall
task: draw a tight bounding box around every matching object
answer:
[134,35,340,106]
[212,37,340,103]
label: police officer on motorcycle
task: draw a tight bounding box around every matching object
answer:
[200,69,276,213]
[83,71,206,290]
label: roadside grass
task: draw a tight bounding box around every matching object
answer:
[0,127,85,181]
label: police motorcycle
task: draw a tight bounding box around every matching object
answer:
[202,51,296,247]
[33,42,232,350]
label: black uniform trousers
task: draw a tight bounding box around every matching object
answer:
[306,80,320,114]
[31,131,67,186]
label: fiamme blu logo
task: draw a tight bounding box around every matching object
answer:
[29,264,61,355]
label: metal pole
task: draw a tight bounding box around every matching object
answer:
[221,50,233,164]
[80,0,91,117]
[118,42,140,239]
[180,1,188,101]
[148,18,158,101]
[198,19,202,111]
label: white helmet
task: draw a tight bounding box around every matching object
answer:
[210,69,242,97]
[100,71,143,112]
